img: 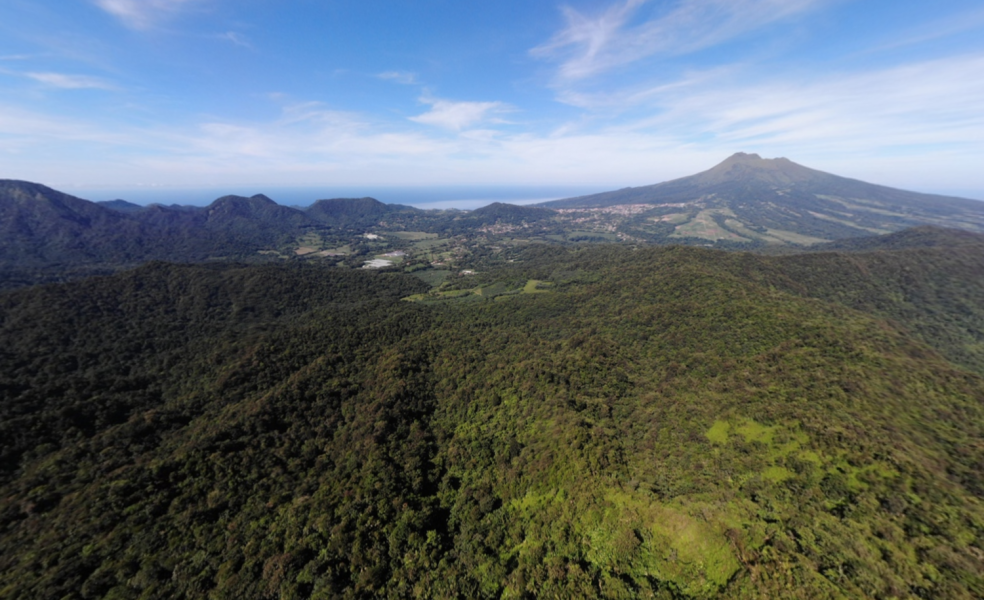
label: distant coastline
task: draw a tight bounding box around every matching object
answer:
[57,185,614,210]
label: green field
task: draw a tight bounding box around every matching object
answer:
[411,237,451,250]
[319,244,352,256]
[523,279,552,294]
[671,209,750,242]
[385,231,439,240]
[375,252,405,263]
[405,279,553,303]
[763,228,829,245]
[411,269,451,287]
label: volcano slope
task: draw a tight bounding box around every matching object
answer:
[1,240,984,599]
[543,153,984,246]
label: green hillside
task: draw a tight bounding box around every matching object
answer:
[2,245,984,599]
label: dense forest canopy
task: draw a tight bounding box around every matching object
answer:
[2,237,984,599]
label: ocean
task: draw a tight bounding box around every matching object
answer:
[62,185,615,210]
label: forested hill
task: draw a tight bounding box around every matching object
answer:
[306,197,419,227]
[0,181,316,274]
[2,241,984,598]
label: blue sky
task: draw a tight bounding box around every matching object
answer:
[2,0,983,199]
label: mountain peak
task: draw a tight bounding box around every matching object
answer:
[696,152,822,187]
[723,152,763,163]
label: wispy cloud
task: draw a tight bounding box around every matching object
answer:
[218,32,252,49]
[26,72,116,90]
[555,65,735,110]
[534,0,825,80]
[617,53,984,153]
[410,96,512,131]
[93,0,198,29]
[861,6,984,55]
[378,71,418,85]
[0,102,133,147]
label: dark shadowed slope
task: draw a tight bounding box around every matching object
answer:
[0,180,146,268]
[306,197,420,228]
[96,200,145,213]
[0,183,323,287]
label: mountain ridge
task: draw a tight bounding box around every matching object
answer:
[4,154,984,289]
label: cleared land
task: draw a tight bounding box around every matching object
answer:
[385,231,439,240]
[671,209,750,242]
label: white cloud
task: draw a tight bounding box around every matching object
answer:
[410,97,511,131]
[26,72,116,90]
[93,0,198,29]
[534,0,826,80]
[378,71,418,85]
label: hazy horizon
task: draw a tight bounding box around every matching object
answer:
[53,179,984,211]
[56,184,618,210]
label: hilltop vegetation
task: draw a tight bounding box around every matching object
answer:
[2,239,984,599]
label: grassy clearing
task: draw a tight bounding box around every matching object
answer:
[706,420,730,444]
[293,232,332,254]
[808,211,891,234]
[763,228,829,245]
[411,269,450,287]
[761,466,793,482]
[568,230,619,241]
[671,210,750,242]
[723,219,774,241]
[821,196,910,217]
[522,280,553,294]
[404,279,551,303]
[735,420,775,444]
[706,419,826,487]
[375,253,405,264]
[720,218,831,246]
[318,245,351,256]
[386,231,438,240]
[412,238,452,250]
[654,212,691,224]
[544,231,619,243]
